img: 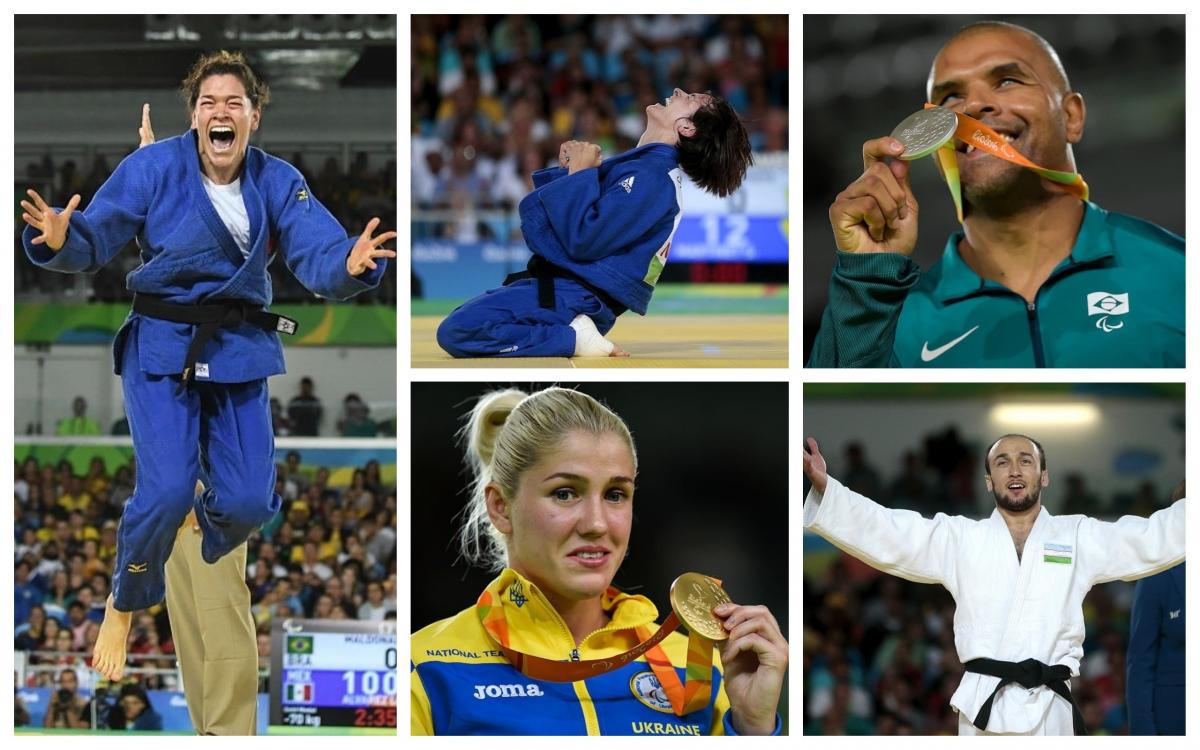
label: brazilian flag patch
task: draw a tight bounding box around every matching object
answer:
[287,635,314,654]
[1043,542,1073,565]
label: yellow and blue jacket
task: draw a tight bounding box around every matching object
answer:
[412,569,773,735]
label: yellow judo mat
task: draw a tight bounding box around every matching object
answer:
[411,313,788,368]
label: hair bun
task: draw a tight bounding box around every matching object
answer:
[465,389,527,470]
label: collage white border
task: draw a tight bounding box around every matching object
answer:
[1,2,1196,745]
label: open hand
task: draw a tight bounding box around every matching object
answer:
[21,189,80,252]
[138,103,155,148]
[346,217,397,276]
[803,437,828,494]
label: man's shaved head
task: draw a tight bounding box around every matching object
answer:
[928,22,1071,101]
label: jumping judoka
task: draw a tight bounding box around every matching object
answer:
[20,50,395,681]
[802,434,1185,736]
[435,87,753,358]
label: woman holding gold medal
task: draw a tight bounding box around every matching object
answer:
[411,387,787,735]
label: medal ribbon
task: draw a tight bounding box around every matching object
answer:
[475,579,719,717]
[922,103,1089,222]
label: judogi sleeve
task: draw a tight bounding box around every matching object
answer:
[411,662,434,735]
[531,165,567,188]
[804,475,959,585]
[23,149,154,273]
[270,166,386,300]
[806,252,918,368]
[1080,500,1185,585]
[1126,575,1162,735]
[534,167,675,262]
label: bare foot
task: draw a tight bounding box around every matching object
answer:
[609,344,630,357]
[93,595,132,681]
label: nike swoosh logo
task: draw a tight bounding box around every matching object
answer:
[921,325,980,362]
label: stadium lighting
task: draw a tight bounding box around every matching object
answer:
[989,402,1100,427]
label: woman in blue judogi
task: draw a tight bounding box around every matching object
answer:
[435,88,752,359]
[19,50,395,681]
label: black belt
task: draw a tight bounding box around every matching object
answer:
[132,293,298,386]
[502,256,627,316]
[964,658,1087,735]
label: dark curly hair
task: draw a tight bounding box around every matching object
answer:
[180,50,270,111]
[676,96,753,198]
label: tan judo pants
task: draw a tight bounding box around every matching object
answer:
[164,521,259,735]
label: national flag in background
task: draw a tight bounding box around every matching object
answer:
[287,635,314,654]
[285,682,314,703]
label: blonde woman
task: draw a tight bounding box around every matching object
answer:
[412,387,787,735]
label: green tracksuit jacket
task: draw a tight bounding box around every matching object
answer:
[808,202,1184,367]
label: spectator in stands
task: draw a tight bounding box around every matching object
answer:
[66,599,91,649]
[842,442,882,500]
[357,580,392,621]
[43,569,72,613]
[270,396,291,436]
[56,396,101,436]
[15,528,41,565]
[84,457,110,496]
[337,393,378,437]
[42,668,91,729]
[15,603,47,650]
[15,560,41,627]
[58,475,93,514]
[344,468,376,520]
[288,377,324,436]
[106,684,163,731]
[299,540,333,581]
[283,450,309,494]
[33,540,65,583]
[15,457,38,502]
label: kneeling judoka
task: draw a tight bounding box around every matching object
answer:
[20,50,395,681]
[802,434,1184,736]
[435,87,753,359]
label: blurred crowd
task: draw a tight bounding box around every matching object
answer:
[411,14,788,242]
[803,433,1173,735]
[13,450,397,721]
[39,377,394,439]
[15,151,397,304]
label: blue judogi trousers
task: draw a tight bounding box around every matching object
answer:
[113,328,280,612]
[436,277,618,358]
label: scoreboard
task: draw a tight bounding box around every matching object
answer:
[269,618,397,733]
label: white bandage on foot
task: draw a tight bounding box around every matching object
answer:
[570,314,615,356]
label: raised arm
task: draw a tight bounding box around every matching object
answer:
[533,149,677,262]
[21,148,153,274]
[803,437,959,585]
[273,167,394,301]
[1082,500,1185,585]
[808,136,924,368]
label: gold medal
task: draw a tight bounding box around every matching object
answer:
[670,572,731,641]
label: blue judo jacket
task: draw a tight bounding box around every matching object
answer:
[1127,563,1185,735]
[23,130,385,383]
[518,143,684,315]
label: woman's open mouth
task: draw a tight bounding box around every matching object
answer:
[209,125,236,153]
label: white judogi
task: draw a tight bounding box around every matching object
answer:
[804,476,1185,735]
